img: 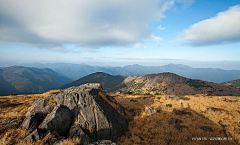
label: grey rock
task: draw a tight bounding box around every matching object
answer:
[26,96,51,117]
[41,104,55,115]
[200,126,213,132]
[165,94,179,100]
[134,134,144,141]
[88,140,120,145]
[23,83,127,143]
[168,118,178,124]
[207,108,214,112]
[23,128,47,142]
[53,83,127,141]
[39,104,74,136]
[21,112,43,131]
[145,107,156,114]
[69,124,92,145]
[174,122,189,131]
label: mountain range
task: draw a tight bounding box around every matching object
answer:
[60,72,240,96]
[1,62,240,83]
[0,66,72,96]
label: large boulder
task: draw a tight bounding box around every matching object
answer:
[22,83,127,144]
[39,104,74,136]
[53,83,127,141]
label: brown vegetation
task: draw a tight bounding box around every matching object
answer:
[0,89,239,145]
[0,90,60,145]
[112,93,240,145]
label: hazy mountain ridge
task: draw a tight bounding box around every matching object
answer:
[1,63,239,83]
[0,66,72,95]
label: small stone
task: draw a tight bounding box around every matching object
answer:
[200,126,213,132]
[174,122,188,131]
[168,118,177,124]
[134,134,144,141]
[145,107,156,114]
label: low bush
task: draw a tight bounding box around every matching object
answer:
[155,108,160,113]
[123,91,133,95]
[166,104,172,108]
[130,99,137,102]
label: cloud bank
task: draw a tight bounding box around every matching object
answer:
[180,5,240,46]
[0,0,193,51]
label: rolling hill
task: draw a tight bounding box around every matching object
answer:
[59,72,127,92]
[59,72,240,96]
[0,66,72,95]
[222,79,240,88]
[121,72,240,96]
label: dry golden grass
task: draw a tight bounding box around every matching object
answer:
[113,94,240,145]
[0,90,60,145]
[58,138,79,145]
[1,90,239,145]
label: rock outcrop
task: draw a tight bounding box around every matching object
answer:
[21,83,127,144]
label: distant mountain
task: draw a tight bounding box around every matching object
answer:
[1,63,240,83]
[120,72,240,96]
[0,66,72,96]
[59,72,127,92]
[59,72,240,96]
[222,79,240,88]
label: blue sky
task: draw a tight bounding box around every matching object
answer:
[0,0,240,69]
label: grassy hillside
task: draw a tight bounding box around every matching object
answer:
[0,66,72,95]
[0,90,239,144]
[222,79,240,88]
[121,72,240,96]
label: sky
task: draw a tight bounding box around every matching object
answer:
[0,0,240,69]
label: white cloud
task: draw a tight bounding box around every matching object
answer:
[157,25,166,30]
[150,35,163,41]
[0,0,193,51]
[133,43,143,49]
[180,5,240,45]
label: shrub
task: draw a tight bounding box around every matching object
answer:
[10,93,18,96]
[154,93,161,95]
[155,108,160,113]
[135,93,141,95]
[130,99,137,102]
[166,104,172,108]
[144,93,151,95]
[123,91,133,94]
